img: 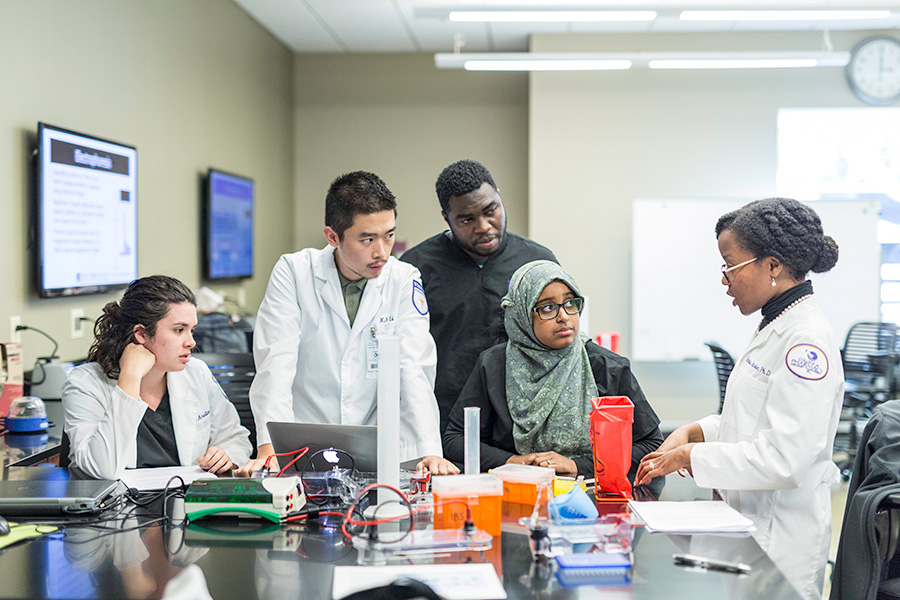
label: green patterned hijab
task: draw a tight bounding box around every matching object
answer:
[501,260,597,456]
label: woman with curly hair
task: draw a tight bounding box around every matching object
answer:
[636,198,842,600]
[62,275,250,480]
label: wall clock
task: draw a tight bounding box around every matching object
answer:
[846,35,900,106]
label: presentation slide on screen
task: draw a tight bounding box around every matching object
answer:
[209,171,253,278]
[40,127,137,290]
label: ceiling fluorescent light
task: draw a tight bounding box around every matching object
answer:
[464,59,632,71]
[680,10,891,21]
[647,52,849,69]
[435,52,849,71]
[449,10,657,23]
[650,58,819,69]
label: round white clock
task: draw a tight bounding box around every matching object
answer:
[846,35,900,106]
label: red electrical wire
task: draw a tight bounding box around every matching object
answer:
[338,483,473,542]
[269,446,309,478]
[284,510,345,523]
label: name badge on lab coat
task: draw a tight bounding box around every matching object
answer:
[366,338,379,379]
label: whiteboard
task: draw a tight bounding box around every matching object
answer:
[631,199,881,361]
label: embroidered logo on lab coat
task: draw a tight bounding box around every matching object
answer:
[412,280,428,315]
[786,344,828,380]
[197,410,211,422]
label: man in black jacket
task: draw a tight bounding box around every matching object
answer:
[401,159,557,432]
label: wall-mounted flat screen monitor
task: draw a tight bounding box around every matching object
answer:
[35,122,138,298]
[203,168,254,280]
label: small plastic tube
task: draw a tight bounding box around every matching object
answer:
[464,406,480,474]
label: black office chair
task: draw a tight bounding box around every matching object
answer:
[58,431,70,468]
[193,313,254,354]
[831,400,900,600]
[835,322,900,480]
[193,352,258,459]
[704,341,735,414]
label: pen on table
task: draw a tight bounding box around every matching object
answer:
[673,553,752,574]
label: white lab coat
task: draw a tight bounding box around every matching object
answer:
[691,299,844,600]
[250,246,442,461]
[62,359,252,480]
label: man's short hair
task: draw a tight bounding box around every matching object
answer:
[325,171,397,239]
[435,160,498,212]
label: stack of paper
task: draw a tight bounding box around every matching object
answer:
[120,466,218,491]
[628,501,755,534]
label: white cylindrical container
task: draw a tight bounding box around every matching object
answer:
[376,335,401,508]
[464,406,480,475]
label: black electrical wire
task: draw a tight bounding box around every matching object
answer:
[16,324,59,362]
[59,476,187,544]
[341,483,414,545]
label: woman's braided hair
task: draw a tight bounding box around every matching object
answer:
[715,197,839,280]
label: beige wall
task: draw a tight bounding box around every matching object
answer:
[293,54,529,250]
[529,30,879,423]
[0,0,294,367]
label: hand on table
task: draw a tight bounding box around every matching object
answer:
[636,443,695,486]
[198,446,234,474]
[234,447,279,478]
[508,451,577,476]
[416,455,460,475]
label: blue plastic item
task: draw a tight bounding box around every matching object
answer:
[555,553,632,587]
[549,486,600,521]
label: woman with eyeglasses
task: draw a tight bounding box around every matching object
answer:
[442,260,664,489]
[636,198,842,600]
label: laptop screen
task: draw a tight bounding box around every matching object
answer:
[267,422,378,473]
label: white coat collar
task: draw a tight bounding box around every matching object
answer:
[311,245,390,331]
[746,295,815,351]
[164,368,198,466]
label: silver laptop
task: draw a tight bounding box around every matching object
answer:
[268,421,380,473]
[0,470,118,516]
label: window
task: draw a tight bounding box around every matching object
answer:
[778,108,900,324]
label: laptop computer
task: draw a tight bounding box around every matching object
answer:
[0,469,118,516]
[268,421,380,473]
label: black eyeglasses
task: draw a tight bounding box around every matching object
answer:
[532,297,584,320]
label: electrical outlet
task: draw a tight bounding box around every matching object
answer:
[71,308,85,339]
[10,316,21,343]
[237,287,246,309]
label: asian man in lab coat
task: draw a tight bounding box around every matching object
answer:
[236,171,456,476]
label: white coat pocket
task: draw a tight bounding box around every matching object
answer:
[728,370,768,439]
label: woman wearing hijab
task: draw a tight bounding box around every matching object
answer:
[442,260,664,491]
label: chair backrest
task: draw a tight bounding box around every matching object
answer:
[704,341,735,414]
[842,322,899,390]
[193,352,258,458]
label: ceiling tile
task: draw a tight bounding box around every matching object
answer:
[306,0,418,51]
[234,0,900,54]
[233,0,343,52]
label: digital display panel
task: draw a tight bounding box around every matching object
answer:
[36,122,137,298]
[204,169,254,280]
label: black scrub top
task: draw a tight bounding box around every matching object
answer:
[135,391,180,468]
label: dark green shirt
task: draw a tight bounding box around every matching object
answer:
[337,269,368,327]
